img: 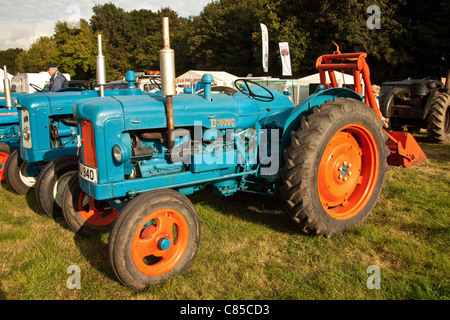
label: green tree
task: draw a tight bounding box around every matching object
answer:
[273,0,410,81]
[90,4,189,79]
[15,36,57,73]
[90,3,131,80]
[187,0,274,76]
[394,0,450,79]
[53,20,97,80]
[0,48,24,75]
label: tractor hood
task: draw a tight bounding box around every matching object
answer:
[15,88,145,115]
[74,92,264,131]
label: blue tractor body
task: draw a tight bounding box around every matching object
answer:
[5,82,157,198]
[74,78,364,208]
[16,88,146,163]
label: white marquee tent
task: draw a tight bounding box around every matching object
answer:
[176,70,239,87]
[298,72,356,86]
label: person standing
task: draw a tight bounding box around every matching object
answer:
[46,63,68,92]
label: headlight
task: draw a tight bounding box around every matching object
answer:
[113,144,123,163]
[22,127,30,141]
[113,143,131,164]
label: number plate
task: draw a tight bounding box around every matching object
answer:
[79,163,98,183]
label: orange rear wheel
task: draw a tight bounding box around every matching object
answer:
[281,98,388,237]
[318,124,379,220]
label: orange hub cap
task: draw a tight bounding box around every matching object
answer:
[318,124,379,220]
[132,209,190,276]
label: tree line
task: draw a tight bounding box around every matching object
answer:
[1,0,448,84]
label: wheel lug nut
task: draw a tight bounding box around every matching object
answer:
[348,163,352,168]
[343,161,347,166]
[348,171,352,176]
[338,175,343,179]
[338,167,342,171]
[343,177,348,181]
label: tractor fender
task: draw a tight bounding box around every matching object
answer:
[379,87,407,118]
[281,87,363,154]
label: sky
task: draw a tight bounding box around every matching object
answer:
[0,0,213,50]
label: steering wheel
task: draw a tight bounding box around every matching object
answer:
[150,77,161,90]
[234,79,274,102]
[29,83,45,92]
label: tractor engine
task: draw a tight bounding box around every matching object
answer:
[16,93,80,162]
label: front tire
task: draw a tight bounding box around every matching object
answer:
[62,174,119,235]
[109,189,201,291]
[4,148,40,194]
[0,143,13,181]
[34,155,78,218]
[281,98,389,237]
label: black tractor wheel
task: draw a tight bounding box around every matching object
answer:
[427,92,450,143]
[0,143,13,181]
[4,148,40,194]
[34,155,78,219]
[62,174,119,235]
[281,98,389,238]
[109,189,201,291]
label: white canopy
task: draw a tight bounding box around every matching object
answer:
[176,70,238,87]
[298,72,356,86]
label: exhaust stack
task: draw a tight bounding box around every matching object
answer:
[3,66,13,109]
[96,34,106,97]
[160,17,176,149]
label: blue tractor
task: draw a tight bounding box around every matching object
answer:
[1,66,80,182]
[5,34,159,219]
[62,18,426,291]
[0,97,20,181]
[0,66,24,181]
[7,71,156,219]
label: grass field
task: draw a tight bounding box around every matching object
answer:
[0,135,448,300]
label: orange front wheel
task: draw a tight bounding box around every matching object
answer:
[62,174,119,235]
[0,143,12,181]
[109,189,201,291]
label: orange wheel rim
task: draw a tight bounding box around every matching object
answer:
[0,152,9,181]
[78,191,119,226]
[132,208,190,276]
[318,124,379,220]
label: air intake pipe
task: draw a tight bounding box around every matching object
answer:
[3,66,12,109]
[96,34,106,97]
[160,17,176,150]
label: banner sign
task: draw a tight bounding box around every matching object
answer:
[279,42,292,76]
[260,23,269,73]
